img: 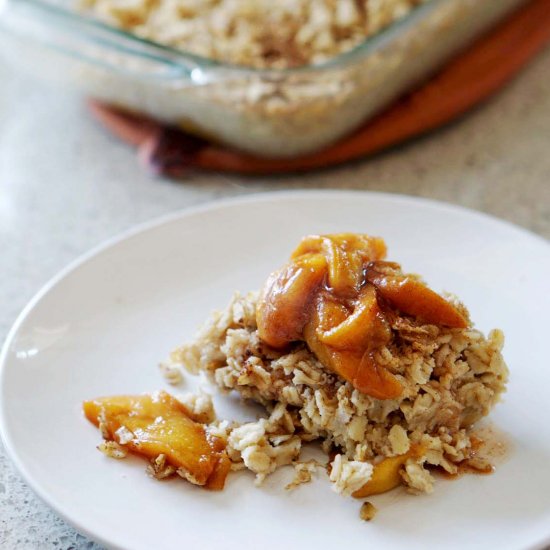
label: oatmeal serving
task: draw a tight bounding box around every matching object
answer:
[84,233,508,513]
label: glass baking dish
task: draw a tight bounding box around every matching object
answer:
[0,0,528,157]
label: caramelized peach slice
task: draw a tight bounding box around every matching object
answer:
[366,263,468,328]
[204,453,232,491]
[83,391,229,489]
[304,297,401,401]
[353,353,402,400]
[257,253,326,348]
[317,285,390,350]
[352,444,424,498]
[291,234,387,295]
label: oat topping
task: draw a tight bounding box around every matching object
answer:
[97,440,129,459]
[285,460,321,491]
[147,453,177,480]
[176,390,216,423]
[158,360,184,385]
[330,455,374,496]
[359,501,377,521]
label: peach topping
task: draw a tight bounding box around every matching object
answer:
[83,391,230,490]
[257,234,468,400]
[352,444,425,498]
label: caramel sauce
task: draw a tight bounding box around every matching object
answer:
[435,425,510,479]
[437,462,493,479]
[257,234,468,399]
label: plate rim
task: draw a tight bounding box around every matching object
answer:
[1,189,549,550]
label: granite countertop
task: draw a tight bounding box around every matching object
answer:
[1,45,550,548]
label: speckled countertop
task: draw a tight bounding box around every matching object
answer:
[1,44,550,549]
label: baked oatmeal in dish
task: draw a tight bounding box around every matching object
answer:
[4,0,528,156]
[84,233,508,509]
[83,0,429,69]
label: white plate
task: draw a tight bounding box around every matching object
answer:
[2,191,550,550]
